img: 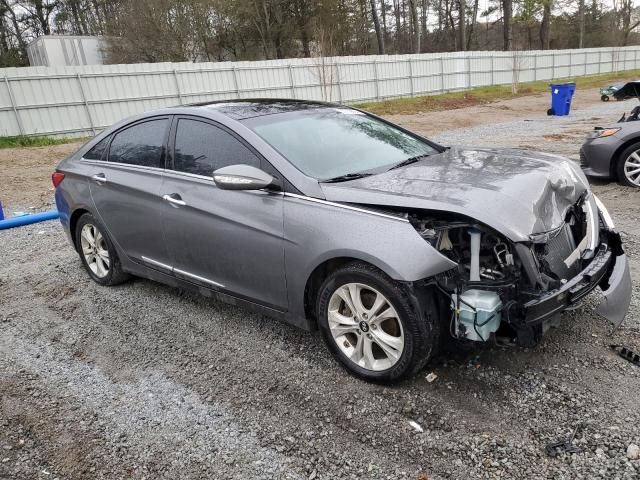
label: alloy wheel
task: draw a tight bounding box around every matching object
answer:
[327,283,404,371]
[623,151,640,186]
[80,223,110,278]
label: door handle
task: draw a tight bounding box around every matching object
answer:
[91,173,107,184]
[162,194,187,207]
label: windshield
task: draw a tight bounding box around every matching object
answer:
[245,108,438,180]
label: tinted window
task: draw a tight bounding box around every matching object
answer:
[84,136,109,160]
[108,119,168,168]
[174,119,260,176]
[247,108,437,180]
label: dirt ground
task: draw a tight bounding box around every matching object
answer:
[2,87,640,480]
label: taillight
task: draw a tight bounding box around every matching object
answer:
[52,171,65,188]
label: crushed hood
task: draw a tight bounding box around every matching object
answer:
[321,147,590,242]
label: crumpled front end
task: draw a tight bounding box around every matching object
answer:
[413,193,631,346]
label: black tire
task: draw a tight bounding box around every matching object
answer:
[547,108,554,116]
[316,261,439,383]
[615,142,640,188]
[74,212,130,286]
[601,95,610,102]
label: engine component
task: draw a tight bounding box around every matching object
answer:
[452,289,502,341]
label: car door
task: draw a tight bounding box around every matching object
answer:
[87,116,172,268]
[160,116,287,310]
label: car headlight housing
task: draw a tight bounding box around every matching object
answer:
[591,127,620,139]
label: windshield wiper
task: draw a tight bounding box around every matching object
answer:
[388,154,431,171]
[321,172,373,183]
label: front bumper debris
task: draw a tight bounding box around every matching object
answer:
[595,253,632,328]
[524,242,631,328]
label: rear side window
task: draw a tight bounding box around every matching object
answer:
[173,118,260,176]
[84,136,110,160]
[108,119,168,168]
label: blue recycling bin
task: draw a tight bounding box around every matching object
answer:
[549,83,576,116]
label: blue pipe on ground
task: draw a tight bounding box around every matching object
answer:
[0,210,59,230]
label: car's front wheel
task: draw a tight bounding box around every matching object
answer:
[316,262,438,383]
[75,213,130,286]
[616,142,640,188]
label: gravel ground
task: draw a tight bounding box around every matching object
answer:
[2,93,640,480]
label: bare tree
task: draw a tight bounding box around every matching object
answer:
[310,22,337,101]
[408,0,420,52]
[466,0,478,50]
[578,0,585,48]
[540,0,552,50]
[370,0,385,53]
[502,0,512,50]
[458,0,465,51]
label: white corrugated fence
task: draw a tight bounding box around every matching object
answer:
[1,46,639,138]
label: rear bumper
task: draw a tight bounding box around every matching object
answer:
[523,236,631,328]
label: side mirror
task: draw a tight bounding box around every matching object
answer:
[212,164,274,191]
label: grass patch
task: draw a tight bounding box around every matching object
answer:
[355,69,640,115]
[0,135,78,149]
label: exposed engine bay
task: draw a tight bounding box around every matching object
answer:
[409,197,606,347]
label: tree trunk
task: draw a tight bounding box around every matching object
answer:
[370,0,386,53]
[408,0,420,53]
[578,0,585,48]
[33,0,51,35]
[393,0,402,52]
[539,0,551,50]
[458,0,466,51]
[502,0,512,51]
[420,0,428,39]
[1,0,27,58]
[466,0,478,50]
[381,0,388,41]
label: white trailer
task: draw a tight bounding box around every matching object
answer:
[26,35,105,67]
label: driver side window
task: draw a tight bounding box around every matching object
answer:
[173,119,260,176]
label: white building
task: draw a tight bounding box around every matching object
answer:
[26,35,105,67]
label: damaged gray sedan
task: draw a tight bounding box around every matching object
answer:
[54,100,632,383]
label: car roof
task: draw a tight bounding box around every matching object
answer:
[185,99,337,120]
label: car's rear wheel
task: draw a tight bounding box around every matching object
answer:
[616,142,640,188]
[601,95,610,102]
[316,262,438,383]
[75,213,129,286]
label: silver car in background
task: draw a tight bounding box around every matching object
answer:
[53,100,632,383]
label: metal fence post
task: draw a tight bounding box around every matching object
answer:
[533,54,537,82]
[335,62,343,104]
[570,51,574,77]
[288,63,296,99]
[440,55,446,92]
[172,69,183,105]
[635,49,638,69]
[552,53,556,80]
[408,58,414,97]
[373,59,380,100]
[490,55,494,86]
[466,54,471,88]
[76,74,96,135]
[4,75,24,136]
[598,50,602,74]
[231,66,240,98]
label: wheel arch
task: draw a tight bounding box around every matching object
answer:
[302,253,403,323]
[610,137,640,179]
[69,207,92,251]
